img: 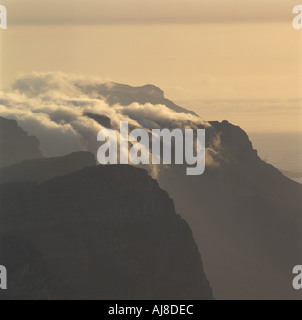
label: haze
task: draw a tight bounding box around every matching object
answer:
[0,0,301,170]
[1,0,299,24]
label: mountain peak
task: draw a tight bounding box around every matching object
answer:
[210,120,259,163]
[76,81,196,115]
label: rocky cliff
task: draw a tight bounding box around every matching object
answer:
[0,117,43,167]
[0,165,213,300]
[157,120,302,300]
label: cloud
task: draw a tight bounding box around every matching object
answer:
[0,72,216,171]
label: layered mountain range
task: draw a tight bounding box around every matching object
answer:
[0,117,213,300]
[1,81,301,300]
[157,120,302,299]
[0,151,96,184]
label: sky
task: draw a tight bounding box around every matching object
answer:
[1,0,299,24]
[0,0,301,135]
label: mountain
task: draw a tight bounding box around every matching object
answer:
[280,169,302,181]
[157,120,302,300]
[0,151,96,184]
[1,80,301,300]
[0,116,43,167]
[0,165,213,300]
[85,113,111,128]
[77,82,196,115]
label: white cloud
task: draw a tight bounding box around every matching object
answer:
[0,72,211,163]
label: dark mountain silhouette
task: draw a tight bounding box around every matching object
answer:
[85,113,111,128]
[0,165,213,300]
[157,120,302,300]
[0,151,96,184]
[0,116,43,167]
[1,85,301,300]
[77,82,196,115]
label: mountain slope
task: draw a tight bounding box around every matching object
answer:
[157,120,302,300]
[0,165,213,300]
[0,116,43,167]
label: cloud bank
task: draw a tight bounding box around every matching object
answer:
[0,72,216,170]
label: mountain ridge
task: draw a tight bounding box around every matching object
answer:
[157,119,302,299]
[0,164,213,300]
[0,151,96,184]
[75,82,197,115]
[0,116,43,167]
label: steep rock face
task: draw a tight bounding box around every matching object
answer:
[0,165,213,300]
[0,152,96,184]
[209,121,259,162]
[157,121,302,300]
[0,117,43,167]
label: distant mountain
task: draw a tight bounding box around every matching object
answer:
[157,120,302,300]
[84,113,111,128]
[0,116,43,167]
[82,101,302,299]
[0,165,213,300]
[0,151,96,184]
[77,82,196,115]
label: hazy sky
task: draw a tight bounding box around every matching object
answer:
[1,0,300,24]
[0,0,301,133]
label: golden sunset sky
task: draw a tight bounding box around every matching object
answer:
[0,0,301,133]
